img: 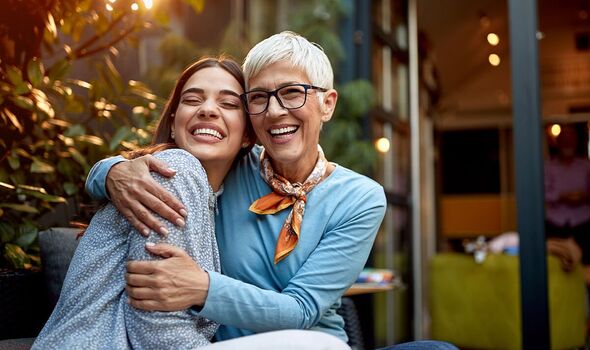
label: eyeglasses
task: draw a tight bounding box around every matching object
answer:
[241,84,327,115]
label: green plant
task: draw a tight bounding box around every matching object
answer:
[322,80,377,175]
[143,33,206,98]
[0,0,203,269]
[288,0,377,174]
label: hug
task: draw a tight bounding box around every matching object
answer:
[33,31,456,350]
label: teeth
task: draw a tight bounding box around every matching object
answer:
[270,126,298,135]
[193,128,222,139]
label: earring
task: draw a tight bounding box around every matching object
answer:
[170,113,175,118]
[241,142,249,148]
[171,130,175,139]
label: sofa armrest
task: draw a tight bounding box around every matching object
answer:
[39,227,82,310]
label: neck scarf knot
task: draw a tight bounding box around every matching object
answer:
[249,145,328,264]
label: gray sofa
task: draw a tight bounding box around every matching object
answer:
[0,227,81,350]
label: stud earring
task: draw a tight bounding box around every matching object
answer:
[241,142,249,148]
[171,130,175,139]
[170,113,175,118]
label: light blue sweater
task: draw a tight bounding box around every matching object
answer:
[85,145,386,342]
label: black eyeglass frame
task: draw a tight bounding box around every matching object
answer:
[240,83,328,115]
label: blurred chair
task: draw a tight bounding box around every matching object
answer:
[338,297,365,350]
[430,253,586,350]
[0,227,81,349]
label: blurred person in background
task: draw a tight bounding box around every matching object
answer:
[545,124,590,271]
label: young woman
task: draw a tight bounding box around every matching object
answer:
[32,57,255,350]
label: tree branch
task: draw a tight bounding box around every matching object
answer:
[71,11,130,59]
[73,20,139,59]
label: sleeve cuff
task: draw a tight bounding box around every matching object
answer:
[188,270,222,318]
[85,156,126,200]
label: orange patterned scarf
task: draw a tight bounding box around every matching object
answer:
[249,145,328,264]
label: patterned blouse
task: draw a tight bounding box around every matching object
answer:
[33,149,220,350]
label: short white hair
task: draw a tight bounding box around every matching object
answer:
[243,31,334,91]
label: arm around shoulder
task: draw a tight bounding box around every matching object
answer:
[197,184,386,332]
[85,155,126,200]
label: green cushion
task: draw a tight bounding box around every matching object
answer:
[430,253,586,350]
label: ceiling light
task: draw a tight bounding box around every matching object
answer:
[375,138,390,154]
[488,54,500,66]
[487,33,499,46]
[550,124,561,137]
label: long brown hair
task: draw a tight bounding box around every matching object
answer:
[126,56,255,159]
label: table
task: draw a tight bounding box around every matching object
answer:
[344,283,394,296]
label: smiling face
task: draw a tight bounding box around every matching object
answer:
[247,61,337,182]
[171,66,247,175]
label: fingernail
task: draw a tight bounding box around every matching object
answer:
[169,168,177,173]
[145,242,156,247]
[176,218,185,227]
[142,228,150,236]
[180,209,188,217]
[159,226,169,236]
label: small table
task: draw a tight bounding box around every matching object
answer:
[344,283,394,296]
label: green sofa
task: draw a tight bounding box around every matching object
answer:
[430,253,586,350]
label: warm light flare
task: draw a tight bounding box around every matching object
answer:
[142,0,154,9]
[105,3,113,11]
[550,124,561,137]
[375,137,391,153]
[488,54,500,66]
[487,33,499,46]
[131,2,139,11]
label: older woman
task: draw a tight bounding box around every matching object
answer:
[86,32,456,350]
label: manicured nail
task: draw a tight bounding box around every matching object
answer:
[142,228,149,236]
[176,218,185,227]
[145,242,156,247]
[159,226,169,236]
[180,209,188,217]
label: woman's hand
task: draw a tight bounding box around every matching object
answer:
[106,155,187,236]
[125,243,210,311]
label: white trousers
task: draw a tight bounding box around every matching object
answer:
[201,330,351,350]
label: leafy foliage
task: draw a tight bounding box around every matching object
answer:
[287,0,377,175]
[322,80,377,174]
[0,0,200,269]
[0,0,373,269]
[143,34,205,99]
